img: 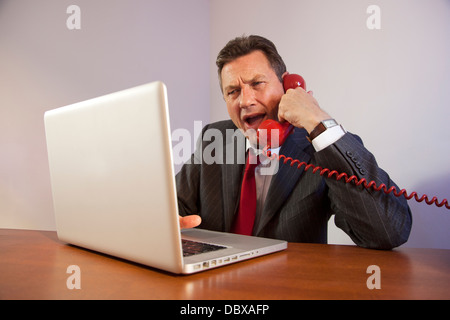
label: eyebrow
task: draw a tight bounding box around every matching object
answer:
[223,74,267,93]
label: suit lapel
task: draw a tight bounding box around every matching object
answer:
[222,130,246,231]
[222,162,244,231]
[255,128,312,235]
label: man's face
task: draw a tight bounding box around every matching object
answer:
[220,50,285,137]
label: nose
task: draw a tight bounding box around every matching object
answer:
[239,85,256,109]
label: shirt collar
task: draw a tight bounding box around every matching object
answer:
[245,139,281,166]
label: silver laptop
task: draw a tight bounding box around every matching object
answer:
[44,81,287,274]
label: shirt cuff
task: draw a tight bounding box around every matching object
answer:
[311,125,346,151]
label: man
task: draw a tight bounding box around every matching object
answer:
[177,35,411,249]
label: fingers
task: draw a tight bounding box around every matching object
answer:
[278,87,325,131]
[179,215,202,229]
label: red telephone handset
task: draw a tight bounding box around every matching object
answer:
[257,74,306,148]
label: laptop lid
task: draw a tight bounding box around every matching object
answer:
[45,82,184,273]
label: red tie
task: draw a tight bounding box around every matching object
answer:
[232,150,259,236]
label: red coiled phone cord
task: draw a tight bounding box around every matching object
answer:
[264,149,449,210]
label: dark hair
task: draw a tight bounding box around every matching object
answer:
[216,35,287,90]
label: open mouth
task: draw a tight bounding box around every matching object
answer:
[243,113,266,129]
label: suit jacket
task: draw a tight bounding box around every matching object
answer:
[176,120,412,249]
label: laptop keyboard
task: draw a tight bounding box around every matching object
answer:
[182,239,227,257]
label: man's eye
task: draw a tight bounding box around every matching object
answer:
[228,89,240,96]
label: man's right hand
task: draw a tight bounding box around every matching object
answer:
[179,215,202,229]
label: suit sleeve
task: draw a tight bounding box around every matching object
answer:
[313,132,412,249]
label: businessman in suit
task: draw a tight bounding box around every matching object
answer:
[177,35,412,249]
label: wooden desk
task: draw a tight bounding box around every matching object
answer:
[1,229,449,300]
